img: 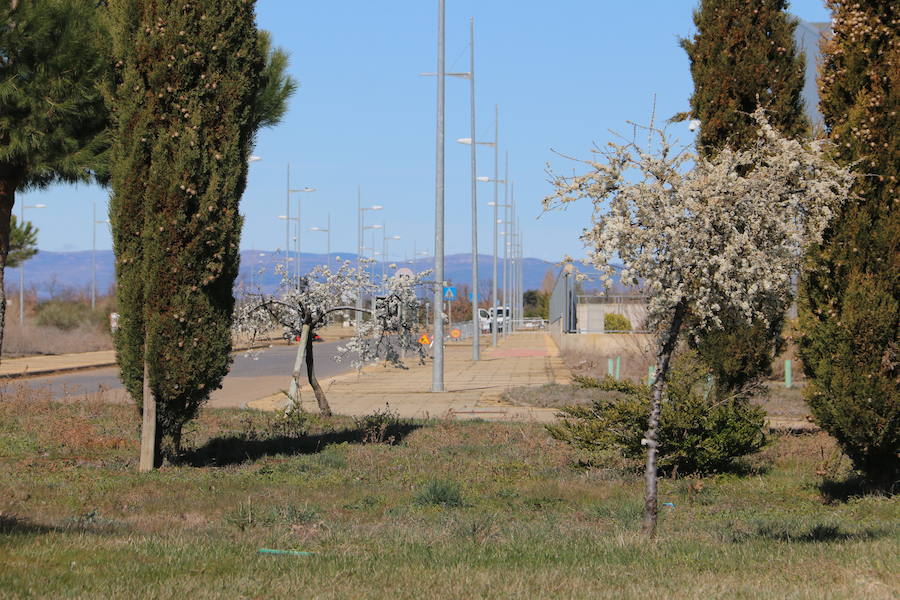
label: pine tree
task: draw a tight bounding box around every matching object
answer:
[7,216,38,269]
[679,0,808,393]
[0,0,108,357]
[680,0,808,159]
[108,0,272,466]
[799,2,899,487]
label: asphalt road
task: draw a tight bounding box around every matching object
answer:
[8,339,356,408]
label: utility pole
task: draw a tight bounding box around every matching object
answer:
[431,0,446,392]
[467,17,480,361]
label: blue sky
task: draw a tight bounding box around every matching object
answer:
[21,0,832,262]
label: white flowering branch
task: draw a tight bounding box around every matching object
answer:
[545,108,854,537]
[235,259,431,415]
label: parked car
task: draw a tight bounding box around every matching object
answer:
[283,328,323,343]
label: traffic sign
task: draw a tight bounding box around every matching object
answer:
[418,334,431,345]
[443,286,457,301]
[450,328,461,339]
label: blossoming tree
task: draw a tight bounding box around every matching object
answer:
[235,260,429,416]
[544,109,853,536]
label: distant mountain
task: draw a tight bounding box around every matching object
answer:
[6,250,615,298]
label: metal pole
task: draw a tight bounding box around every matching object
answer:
[356,187,362,331]
[327,213,331,267]
[502,153,509,338]
[296,189,301,280]
[285,164,291,270]
[91,202,97,311]
[506,182,519,332]
[491,104,499,347]
[468,17,480,361]
[432,0,445,392]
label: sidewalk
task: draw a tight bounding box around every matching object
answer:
[0,350,118,379]
[247,332,571,423]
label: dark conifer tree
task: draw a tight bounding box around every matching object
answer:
[799,2,898,487]
[0,0,108,357]
[108,0,280,465]
[679,0,808,394]
[680,0,808,158]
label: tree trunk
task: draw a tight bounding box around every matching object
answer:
[287,323,311,407]
[642,300,687,537]
[305,328,332,416]
[0,178,14,363]
[139,360,161,471]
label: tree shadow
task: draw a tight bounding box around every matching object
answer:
[819,473,895,504]
[751,523,888,543]
[179,422,422,467]
[0,515,59,536]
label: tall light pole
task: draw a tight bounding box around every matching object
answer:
[502,153,510,338]
[383,233,401,286]
[479,173,508,345]
[92,202,111,311]
[276,212,298,279]
[308,216,330,267]
[473,106,502,346]
[451,17,486,361]
[432,0,446,392]
[356,190,382,330]
[289,186,316,280]
[19,203,45,325]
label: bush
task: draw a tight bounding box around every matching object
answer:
[35,300,104,331]
[354,404,401,444]
[414,479,464,507]
[604,313,631,332]
[548,354,768,475]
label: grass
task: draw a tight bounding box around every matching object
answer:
[0,388,897,599]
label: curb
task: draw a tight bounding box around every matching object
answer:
[0,340,287,382]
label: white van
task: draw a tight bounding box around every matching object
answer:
[479,306,510,332]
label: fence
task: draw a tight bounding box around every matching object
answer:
[549,267,648,334]
[549,268,577,334]
[575,294,649,333]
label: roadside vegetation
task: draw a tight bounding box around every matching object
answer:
[1,291,114,357]
[0,388,896,598]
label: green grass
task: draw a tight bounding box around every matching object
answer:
[0,389,897,599]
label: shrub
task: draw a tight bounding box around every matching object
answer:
[548,354,768,475]
[604,312,631,332]
[414,479,464,507]
[35,300,105,331]
[354,404,401,444]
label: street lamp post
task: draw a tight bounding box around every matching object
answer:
[276,213,298,279]
[473,106,503,346]
[289,186,316,280]
[382,233,401,287]
[432,0,446,392]
[450,17,482,361]
[356,190,383,330]
[308,214,331,268]
[502,154,510,338]
[92,202,111,311]
[19,203,45,325]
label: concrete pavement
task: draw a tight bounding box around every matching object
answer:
[248,332,570,422]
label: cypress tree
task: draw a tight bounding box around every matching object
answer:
[0,0,108,357]
[108,0,263,464]
[799,2,898,487]
[679,0,808,393]
[680,0,808,159]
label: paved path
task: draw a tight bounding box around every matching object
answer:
[0,339,358,408]
[249,332,571,422]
